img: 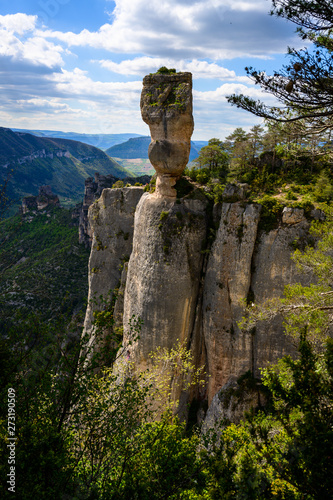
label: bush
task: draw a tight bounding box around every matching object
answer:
[112,180,124,189]
[256,195,283,232]
[314,171,333,202]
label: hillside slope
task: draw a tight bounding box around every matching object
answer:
[12,128,143,151]
[0,206,90,333]
[0,127,130,211]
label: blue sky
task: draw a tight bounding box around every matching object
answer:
[0,0,303,140]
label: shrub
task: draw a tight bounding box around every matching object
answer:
[112,180,124,189]
[256,195,283,232]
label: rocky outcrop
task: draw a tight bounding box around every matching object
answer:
[82,181,316,422]
[202,202,262,402]
[82,187,145,346]
[79,174,117,247]
[251,217,311,376]
[21,185,60,213]
[141,71,193,197]
[202,374,264,432]
[122,192,207,374]
[81,70,319,423]
[79,172,151,247]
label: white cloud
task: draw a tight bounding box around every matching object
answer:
[0,22,64,70]
[37,0,299,59]
[194,82,272,101]
[0,3,299,139]
[0,13,36,34]
[48,68,142,99]
[20,37,64,68]
[15,98,73,113]
[96,56,249,81]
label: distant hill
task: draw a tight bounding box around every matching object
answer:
[106,136,205,162]
[12,129,143,151]
[106,136,152,159]
[0,127,130,214]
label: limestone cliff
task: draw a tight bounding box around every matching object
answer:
[122,192,207,372]
[78,172,151,247]
[82,182,315,420]
[202,202,262,402]
[81,70,318,423]
[83,186,144,347]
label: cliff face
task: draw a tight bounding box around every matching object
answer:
[82,184,314,419]
[122,192,207,373]
[79,173,151,247]
[83,186,144,346]
[202,202,262,402]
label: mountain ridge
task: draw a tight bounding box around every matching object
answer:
[0,127,130,214]
[12,128,143,151]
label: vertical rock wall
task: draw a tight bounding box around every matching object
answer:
[83,185,315,419]
[203,211,312,426]
[202,202,261,403]
[83,187,144,344]
[122,192,207,373]
[251,219,311,376]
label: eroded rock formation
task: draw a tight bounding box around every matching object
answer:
[202,202,262,402]
[122,192,207,371]
[82,180,314,420]
[21,185,60,213]
[81,71,318,424]
[82,186,145,346]
[79,172,151,247]
[141,71,193,198]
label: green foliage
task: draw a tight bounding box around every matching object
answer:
[314,171,333,202]
[155,66,177,75]
[118,418,205,499]
[193,138,229,177]
[204,332,333,499]
[286,189,298,200]
[0,289,206,499]
[112,180,124,189]
[0,207,90,333]
[144,174,157,193]
[185,138,230,204]
[256,195,284,232]
[227,1,333,137]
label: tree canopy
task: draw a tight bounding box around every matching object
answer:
[227,0,333,133]
[193,138,229,173]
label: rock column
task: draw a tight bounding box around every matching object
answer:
[141,71,194,198]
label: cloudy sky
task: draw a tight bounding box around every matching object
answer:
[0,0,302,140]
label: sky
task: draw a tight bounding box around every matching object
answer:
[0,0,303,140]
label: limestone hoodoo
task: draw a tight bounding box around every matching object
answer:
[140,69,194,197]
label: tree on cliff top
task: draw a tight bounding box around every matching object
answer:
[193,138,229,174]
[227,0,333,133]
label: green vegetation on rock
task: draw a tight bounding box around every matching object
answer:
[154,66,177,75]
